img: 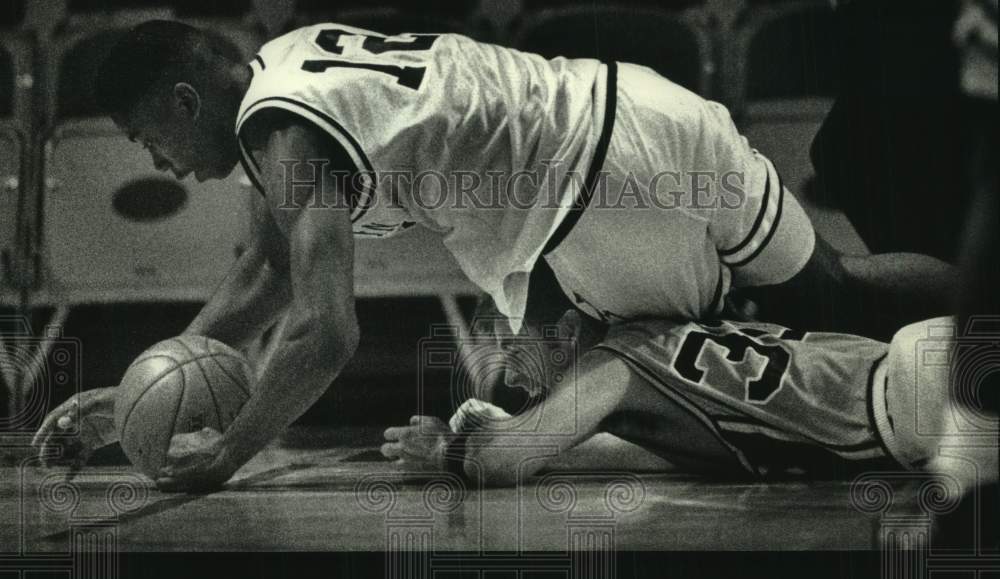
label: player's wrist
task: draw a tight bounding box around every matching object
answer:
[443,432,471,483]
[218,427,265,469]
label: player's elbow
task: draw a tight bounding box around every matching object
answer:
[286,311,360,375]
[319,317,360,366]
[336,320,361,359]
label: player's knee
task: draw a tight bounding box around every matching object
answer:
[882,319,999,481]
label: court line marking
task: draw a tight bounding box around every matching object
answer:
[36,461,318,544]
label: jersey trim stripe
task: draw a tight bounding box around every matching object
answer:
[542,62,618,257]
[707,265,726,316]
[714,416,885,457]
[719,157,784,267]
[237,141,267,198]
[238,135,263,175]
[868,354,910,471]
[236,96,377,224]
[730,168,785,268]
[718,155,772,258]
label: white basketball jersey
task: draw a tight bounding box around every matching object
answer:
[236,23,611,322]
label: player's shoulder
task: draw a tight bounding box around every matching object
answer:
[255,22,368,63]
[238,108,320,156]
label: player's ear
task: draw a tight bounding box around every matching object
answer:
[172,82,202,121]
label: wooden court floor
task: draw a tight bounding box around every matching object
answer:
[1,428,944,555]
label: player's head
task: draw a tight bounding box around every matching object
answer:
[498,306,607,398]
[95,20,245,182]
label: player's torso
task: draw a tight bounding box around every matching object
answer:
[236,23,607,297]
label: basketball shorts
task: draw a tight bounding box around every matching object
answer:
[594,317,986,477]
[544,63,816,324]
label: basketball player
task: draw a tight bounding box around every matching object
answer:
[34,20,956,490]
[383,307,999,489]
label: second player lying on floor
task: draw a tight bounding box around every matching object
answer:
[382,309,998,489]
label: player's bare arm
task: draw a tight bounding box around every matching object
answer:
[31,159,292,472]
[183,191,292,353]
[157,117,361,491]
[383,348,637,487]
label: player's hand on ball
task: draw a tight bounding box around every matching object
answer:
[155,427,237,493]
[32,387,119,468]
[382,416,453,472]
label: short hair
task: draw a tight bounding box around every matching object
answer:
[94,20,235,117]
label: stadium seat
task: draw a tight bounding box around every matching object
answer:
[0,0,25,29]
[0,126,25,305]
[35,22,264,305]
[47,18,261,120]
[296,0,480,21]
[0,32,34,129]
[727,1,839,192]
[522,0,705,7]
[38,118,253,304]
[741,98,834,202]
[66,0,251,18]
[0,31,34,306]
[293,3,487,38]
[723,1,839,112]
[731,4,867,255]
[510,4,715,97]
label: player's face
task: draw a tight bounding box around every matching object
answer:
[117,86,237,182]
[499,312,582,396]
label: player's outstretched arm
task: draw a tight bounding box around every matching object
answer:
[384,350,636,487]
[183,191,292,352]
[156,120,361,492]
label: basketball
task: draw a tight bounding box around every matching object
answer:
[114,335,253,478]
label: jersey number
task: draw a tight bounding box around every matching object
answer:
[673,328,801,404]
[302,30,440,90]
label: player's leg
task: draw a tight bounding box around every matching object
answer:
[879,319,999,492]
[595,318,901,477]
[600,375,746,476]
[739,233,957,340]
